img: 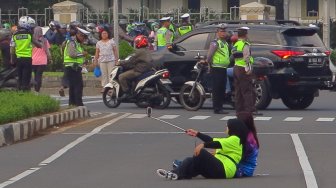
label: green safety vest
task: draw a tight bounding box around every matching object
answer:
[178,25,192,36]
[157,27,173,47]
[13,32,32,58]
[63,39,84,66]
[213,136,242,178]
[233,39,254,67]
[212,40,230,68]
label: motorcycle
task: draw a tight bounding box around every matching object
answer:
[179,53,274,111]
[102,66,172,109]
[0,67,18,90]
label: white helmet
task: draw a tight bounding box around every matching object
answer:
[19,16,36,30]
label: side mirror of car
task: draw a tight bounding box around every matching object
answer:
[167,43,177,51]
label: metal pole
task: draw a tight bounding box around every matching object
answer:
[283,0,289,20]
[323,0,330,48]
[114,0,119,56]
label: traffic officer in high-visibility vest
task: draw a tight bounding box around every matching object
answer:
[63,26,90,106]
[10,16,42,91]
[206,24,230,114]
[232,27,255,113]
[155,17,173,51]
[177,13,193,36]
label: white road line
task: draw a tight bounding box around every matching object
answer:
[291,134,318,188]
[254,117,272,121]
[158,115,180,119]
[63,132,336,135]
[220,116,237,120]
[90,112,102,116]
[284,117,303,122]
[126,114,147,118]
[0,113,130,188]
[189,116,210,120]
[316,118,335,122]
[60,100,103,107]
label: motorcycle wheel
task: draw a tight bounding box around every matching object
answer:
[179,84,205,111]
[152,85,171,109]
[102,87,121,108]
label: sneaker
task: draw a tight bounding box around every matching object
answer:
[172,160,182,169]
[156,169,178,180]
[59,88,65,97]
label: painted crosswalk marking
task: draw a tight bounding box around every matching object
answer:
[254,117,272,121]
[90,112,102,117]
[158,115,180,119]
[220,116,237,120]
[316,118,335,122]
[189,116,210,120]
[127,114,148,118]
[284,117,303,122]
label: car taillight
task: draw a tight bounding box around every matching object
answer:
[271,50,304,59]
[325,50,331,56]
[162,71,170,78]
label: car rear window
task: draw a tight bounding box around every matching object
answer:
[282,28,325,47]
[178,33,209,50]
[248,30,280,45]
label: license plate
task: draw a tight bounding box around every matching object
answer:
[308,58,322,64]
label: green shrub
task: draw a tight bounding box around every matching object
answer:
[0,91,60,124]
[46,40,134,72]
[331,49,336,66]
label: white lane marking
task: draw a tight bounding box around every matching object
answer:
[0,113,130,188]
[220,116,237,120]
[90,112,102,116]
[63,132,336,135]
[60,100,103,107]
[52,95,102,100]
[127,114,147,119]
[291,134,318,188]
[158,115,180,119]
[284,117,303,122]
[316,118,335,122]
[254,117,272,121]
[0,168,40,188]
[189,116,210,120]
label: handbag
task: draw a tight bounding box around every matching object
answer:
[93,66,102,77]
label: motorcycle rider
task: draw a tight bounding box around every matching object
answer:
[117,35,154,100]
[44,20,59,44]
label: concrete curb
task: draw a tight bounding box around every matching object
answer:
[0,106,90,147]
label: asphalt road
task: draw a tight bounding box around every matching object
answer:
[0,90,336,188]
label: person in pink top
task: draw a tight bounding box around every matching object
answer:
[32,26,52,92]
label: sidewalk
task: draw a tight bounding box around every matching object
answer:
[40,75,103,96]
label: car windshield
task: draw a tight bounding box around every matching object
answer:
[283,29,325,47]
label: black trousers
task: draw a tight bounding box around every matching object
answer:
[0,44,11,69]
[65,66,84,106]
[16,58,32,91]
[172,149,226,179]
[211,67,227,112]
[32,65,46,92]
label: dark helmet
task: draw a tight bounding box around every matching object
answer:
[134,35,148,48]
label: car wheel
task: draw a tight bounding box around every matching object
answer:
[102,87,121,108]
[254,80,272,110]
[179,84,205,111]
[281,93,314,110]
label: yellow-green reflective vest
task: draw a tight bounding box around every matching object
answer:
[212,40,230,68]
[178,25,192,36]
[233,40,254,67]
[63,40,84,66]
[157,27,173,47]
[13,33,32,58]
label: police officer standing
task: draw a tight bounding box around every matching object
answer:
[177,13,193,36]
[232,27,255,113]
[63,27,90,106]
[155,17,173,51]
[10,16,42,91]
[206,24,230,114]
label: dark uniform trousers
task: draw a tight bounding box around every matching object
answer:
[211,67,227,112]
[233,66,256,113]
[16,57,32,91]
[65,66,84,106]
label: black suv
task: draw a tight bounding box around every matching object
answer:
[152,20,334,110]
